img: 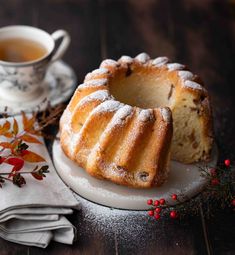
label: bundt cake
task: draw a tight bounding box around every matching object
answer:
[60,53,213,188]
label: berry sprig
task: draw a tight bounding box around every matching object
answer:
[147,195,179,220]
[147,159,235,220]
[0,112,50,188]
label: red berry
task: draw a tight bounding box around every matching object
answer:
[170,210,178,219]
[231,199,235,207]
[211,178,219,186]
[148,210,154,216]
[147,199,153,205]
[224,159,230,167]
[210,168,217,176]
[154,213,160,220]
[171,194,177,200]
[154,200,160,206]
[160,198,165,205]
[155,207,162,213]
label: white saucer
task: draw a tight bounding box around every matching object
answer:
[0,61,77,115]
[52,139,218,210]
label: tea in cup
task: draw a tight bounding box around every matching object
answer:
[0,25,70,102]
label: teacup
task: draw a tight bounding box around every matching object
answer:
[0,25,70,102]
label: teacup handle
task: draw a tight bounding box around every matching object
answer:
[51,30,70,63]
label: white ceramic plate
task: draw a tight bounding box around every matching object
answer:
[0,61,77,115]
[52,139,218,210]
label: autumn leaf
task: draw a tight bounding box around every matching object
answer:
[5,157,25,178]
[3,121,10,131]
[0,156,6,164]
[31,165,49,180]
[6,157,25,171]
[21,150,45,162]
[0,142,13,150]
[31,172,43,180]
[4,132,13,138]
[20,134,42,144]
[0,121,13,138]
[22,111,36,132]
[13,118,19,135]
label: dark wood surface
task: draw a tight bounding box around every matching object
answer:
[0,0,235,254]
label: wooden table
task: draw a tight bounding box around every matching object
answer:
[0,0,235,254]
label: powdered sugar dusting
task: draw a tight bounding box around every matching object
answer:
[79,79,108,89]
[152,57,169,67]
[138,109,153,122]
[103,105,133,133]
[160,108,171,123]
[92,100,122,114]
[167,63,185,71]
[60,110,80,157]
[178,70,194,81]
[100,59,118,68]
[135,53,150,63]
[60,109,73,145]
[77,90,111,107]
[85,68,109,80]
[70,132,82,158]
[119,56,133,64]
[184,80,203,90]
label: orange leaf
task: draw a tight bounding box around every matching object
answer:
[3,132,13,138]
[0,120,11,136]
[22,112,36,132]
[22,150,45,162]
[20,134,42,144]
[0,142,13,150]
[13,118,19,135]
[3,121,10,131]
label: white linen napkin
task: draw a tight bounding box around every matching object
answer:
[0,115,80,248]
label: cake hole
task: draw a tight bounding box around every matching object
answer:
[167,84,174,100]
[109,65,178,109]
[188,129,195,142]
[138,171,149,182]
[190,107,199,112]
[193,94,206,105]
[192,141,199,149]
[125,65,132,77]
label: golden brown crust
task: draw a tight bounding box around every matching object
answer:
[60,53,213,188]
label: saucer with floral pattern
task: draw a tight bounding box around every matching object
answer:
[0,61,77,115]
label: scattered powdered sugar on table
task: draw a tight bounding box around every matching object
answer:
[75,193,153,249]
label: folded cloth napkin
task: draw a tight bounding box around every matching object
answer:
[0,115,80,248]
